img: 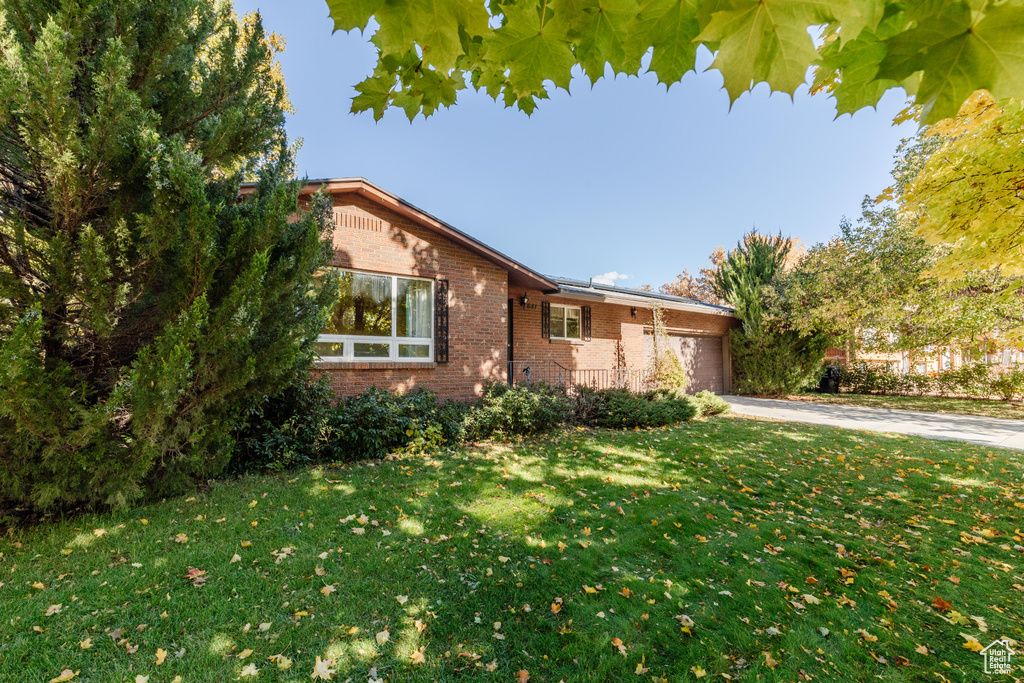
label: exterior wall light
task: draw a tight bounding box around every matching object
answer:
[630,307,637,318]
[519,294,529,308]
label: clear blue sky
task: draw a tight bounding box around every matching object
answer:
[236,1,916,290]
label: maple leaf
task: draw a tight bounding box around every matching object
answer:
[375,629,390,645]
[79,638,92,649]
[395,594,408,604]
[270,654,292,670]
[931,597,952,612]
[411,646,426,664]
[915,644,929,655]
[238,648,253,659]
[184,568,208,586]
[516,670,530,683]
[879,1,1024,123]
[155,648,167,665]
[311,656,336,680]
[961,634,984,652]
[45,604,62,616]
[49,670,78,683]
[320,585,337,596]
[691,665,706,678]
[698,0,846,100]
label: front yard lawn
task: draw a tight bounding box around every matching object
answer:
[2,416,1022,682]
[788,392,1024,420]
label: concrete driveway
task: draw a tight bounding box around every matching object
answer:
[722,395,1024,451]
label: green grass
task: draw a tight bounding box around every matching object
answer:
[2,415,1023,682]
[789,392,1024,420]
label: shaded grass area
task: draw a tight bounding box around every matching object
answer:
[789,392,1024,420]
[2,416,1023,682]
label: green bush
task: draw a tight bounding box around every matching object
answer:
[731,329,834,396]
[834,361,1017,399]
[591,388,698,429]
[463,383,572,440]
[992,368,1024,401]
[326,387,459,460]
[230,376,336,474]
[232,380,715,474]
[693,390,731,417]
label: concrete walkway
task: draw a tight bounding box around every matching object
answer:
[722,395,1024,451]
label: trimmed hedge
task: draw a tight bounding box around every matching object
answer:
[834,362,1024,401]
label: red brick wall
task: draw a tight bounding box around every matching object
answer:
[313,194,508,400]
[508,286,737,386]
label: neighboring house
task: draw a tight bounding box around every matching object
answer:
[252,178,738,399]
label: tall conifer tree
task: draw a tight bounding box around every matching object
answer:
[0,0,334,507]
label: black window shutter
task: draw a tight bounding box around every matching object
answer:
[582,305,592,341]
[434,279,449,363]
[541,301,550,339]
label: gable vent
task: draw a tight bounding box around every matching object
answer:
[332,209,386,233]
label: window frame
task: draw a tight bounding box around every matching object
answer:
[549,304,582,340]
[316,269,434,363]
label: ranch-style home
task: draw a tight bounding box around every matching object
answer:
[272,178,737,400]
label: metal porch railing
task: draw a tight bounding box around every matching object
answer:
[507,360,649,393]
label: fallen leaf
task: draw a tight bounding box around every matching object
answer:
[395,595,408,604]
[238,663,259,678]
[516,670,530,683]
[375,630,389,645]
[311,656,336,680]
[915,644,929,655]
[691,665,706,678]
[49,670,78,683]
[411,647,426,664]
[79,638,92,649]
[269,654,292,670]
[932,597,952,612]
[961,634,984,652]
[155,648,167,665]
[320,585,336,596]
[238,648,253,659]
[230,554,241,564]
[45,604,62,616]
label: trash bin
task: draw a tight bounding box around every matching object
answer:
[818,366,841,394]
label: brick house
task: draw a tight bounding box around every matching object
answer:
[275,178,737,400]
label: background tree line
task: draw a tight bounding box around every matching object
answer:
[662,94,1024,395]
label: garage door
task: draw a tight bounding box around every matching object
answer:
[643,334,725,394]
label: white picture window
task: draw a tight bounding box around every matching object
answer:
[550,305,581,340]
[315,269,433,362]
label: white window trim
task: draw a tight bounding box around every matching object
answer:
[549,304,582,340]
[316,269,434,363]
